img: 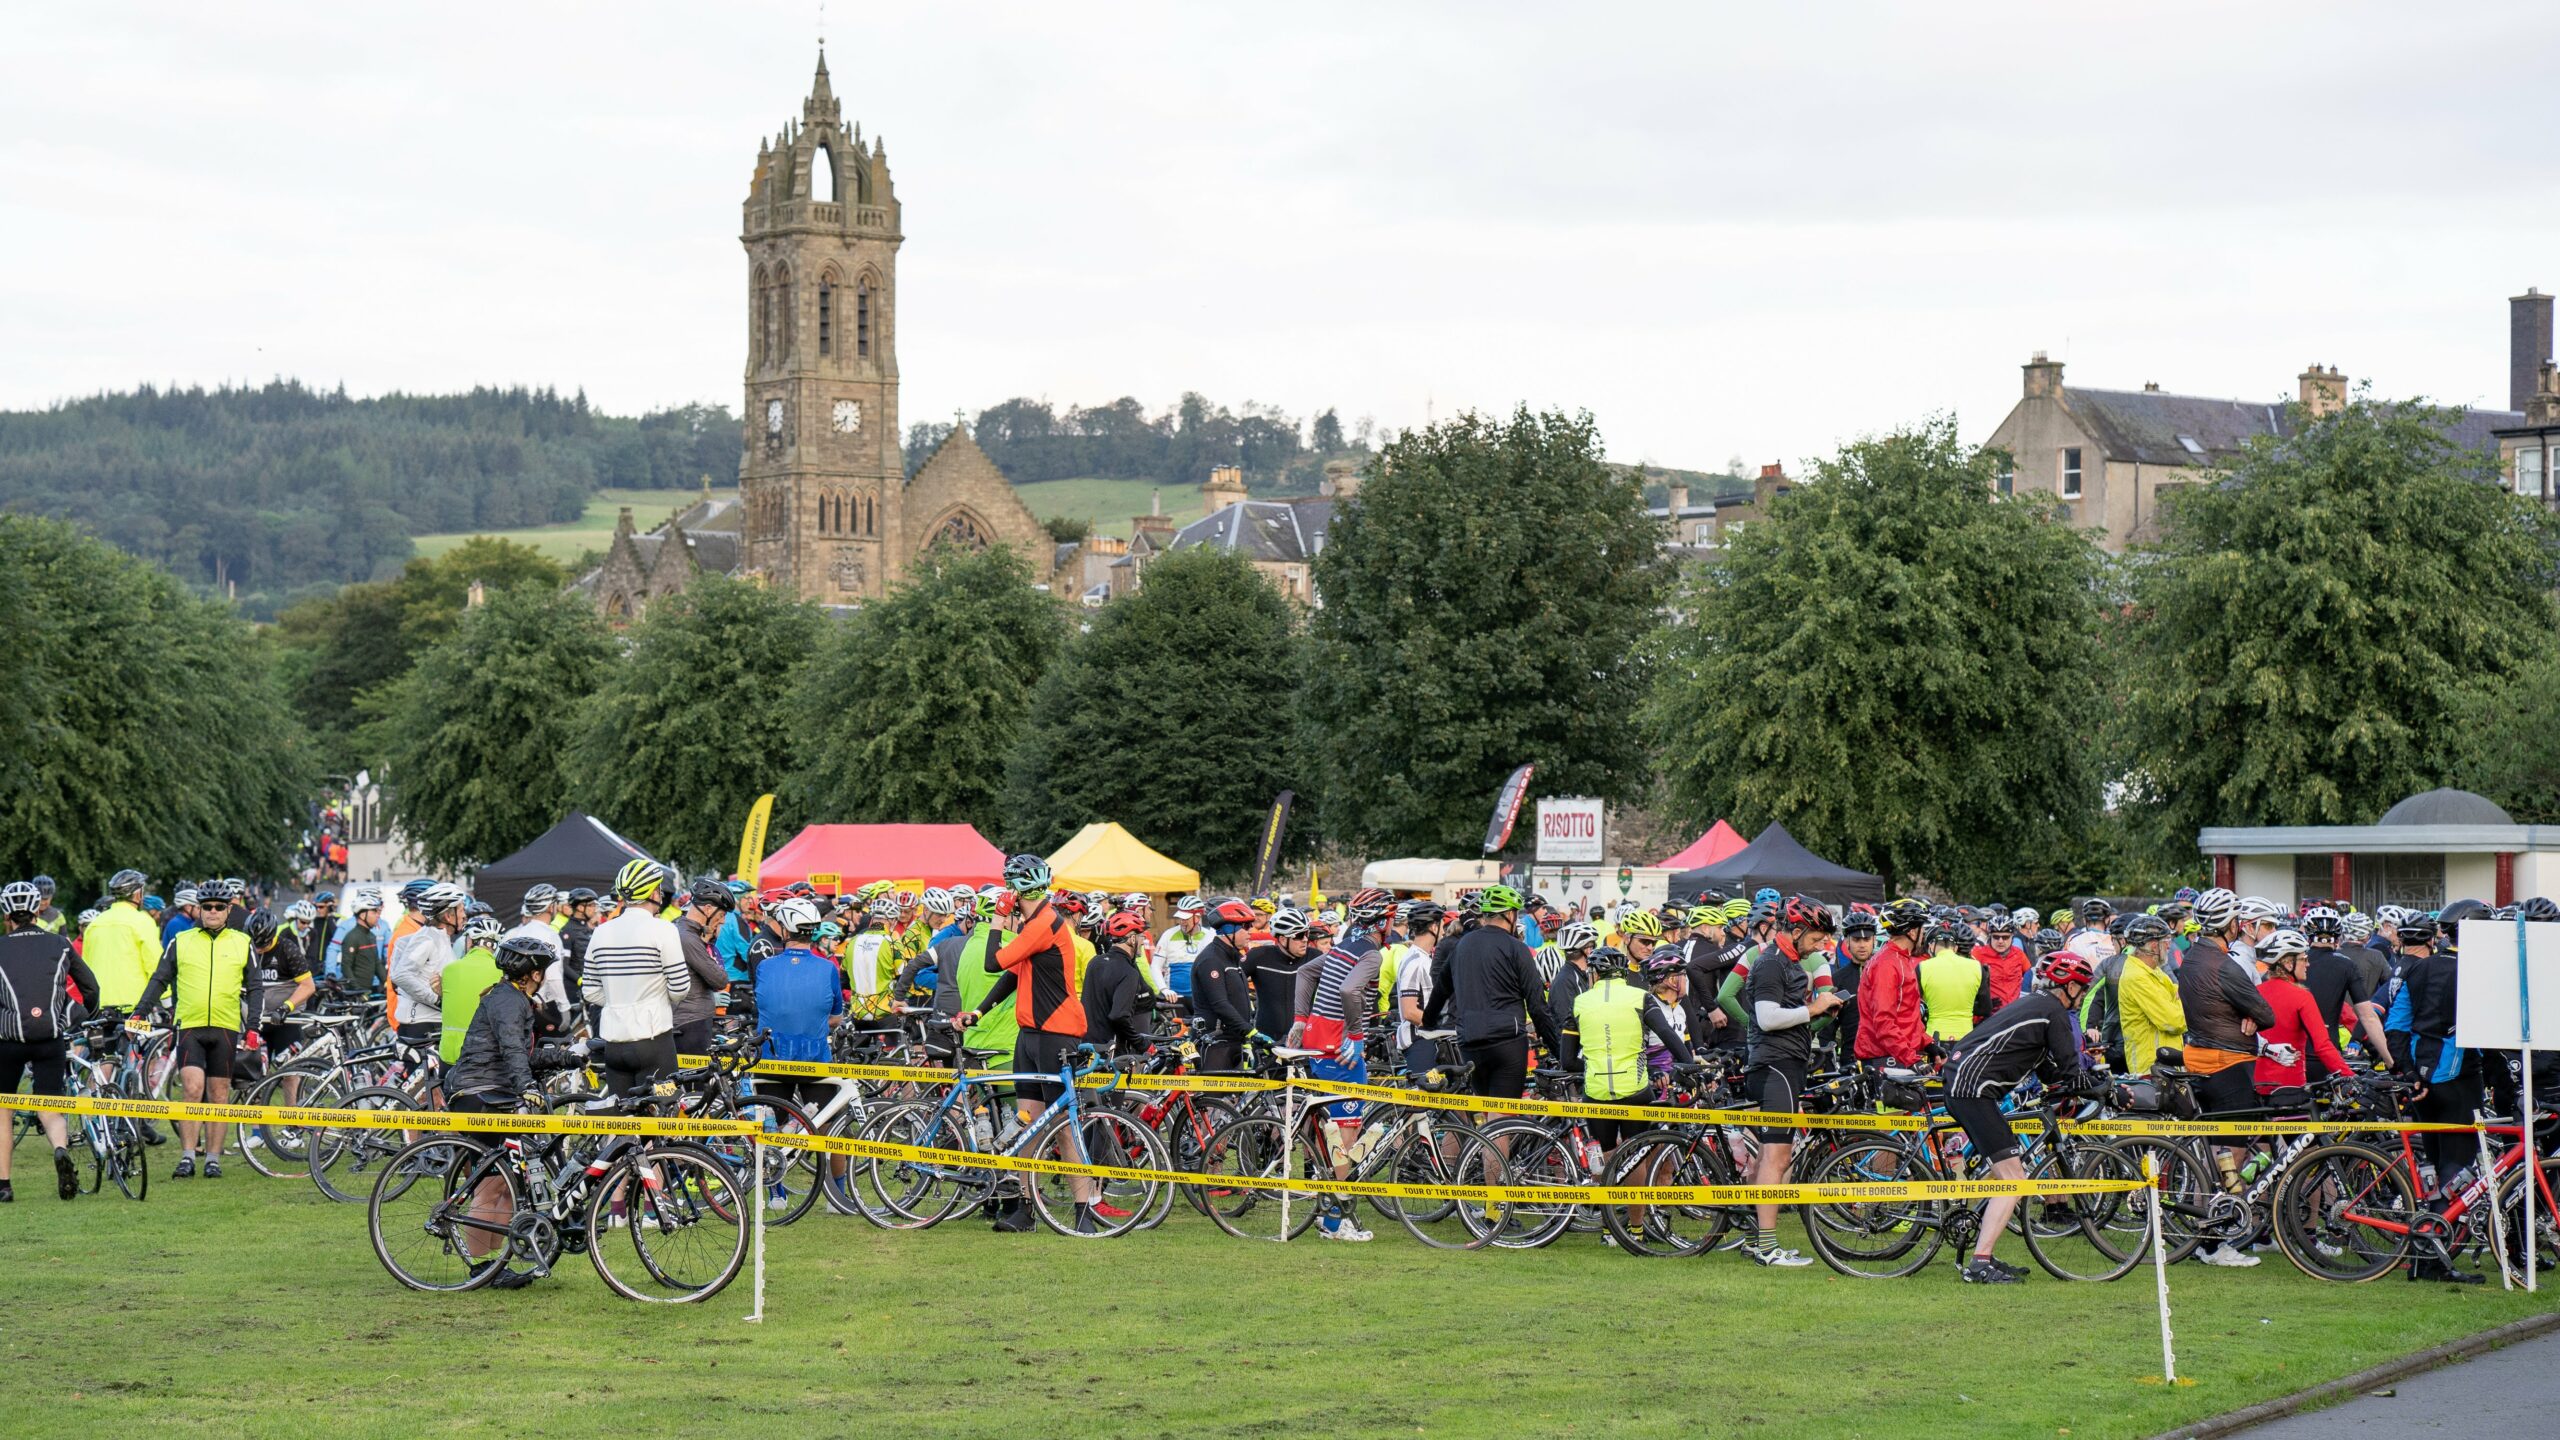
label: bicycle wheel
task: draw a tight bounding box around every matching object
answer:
[815,1101,870,1219]
[105,1108,149,1201]
[1191,1113,1320,1242]
[1473,1118,1581,1249]
[851,1099,981,1231]
[586,1142,748,1304]
[2274,1140,2417,1283]
[237,1067,319,1179]
[2019,1143,2147,1281]
[1601,1129,1742,1258]
[2488,1155,2560,1286]
[254,1066,353,1178]
[695,1094,821,1227]
[1384,1121,1504,1250]
[1159,1094,1243,1216]
[1801,1137,1945,1279]
[2103,1136,2213,1265]
[311,1087,419,1203]
[1028,1107,1165,1238]
[369,1136,511,1292]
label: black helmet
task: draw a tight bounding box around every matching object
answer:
[2396,914,2440,947]
[2521,897,2560,923]
[2438,898,2491,935]
[2079,897,2116,925]
[688,877,737,912]
[564,886,599,906]
[494,935,555,980]
[109,868,148,896]
[2122,914,2172,947]
[1881,898,1929,935]
[1839,910,1879,938]
[243,907,280,949]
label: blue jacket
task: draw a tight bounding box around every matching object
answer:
[754,947,845,1062]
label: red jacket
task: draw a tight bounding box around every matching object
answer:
[2253,975,2350,1093]
[1973,944,2031,1007]
[1853,940,1929,1067]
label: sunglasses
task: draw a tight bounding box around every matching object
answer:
[200,900,233,911]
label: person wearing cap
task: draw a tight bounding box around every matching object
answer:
[131,886,258,1177]
[1156,895,1212,1000]
[338,890,388,997]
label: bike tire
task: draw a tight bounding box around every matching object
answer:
[697,1093,822,1228]
[1477,1118,1580,1250]
[1028,1107,1166,1238]
[369,1136,509,1292]
[2273,1139,2417,1283]
[586,1142,748,1304]
[1801,1137,1945,1279]
[1191,1113,1319,1242]
[1600,1129,1742,1258]
[2489,1154,2560,1286]
[311,1086,419,1203]
[2102,1136,2212,1265]
[1385,1123,1504,1250]
[2019,1143,2147,1281]
[852,1099,979,1231]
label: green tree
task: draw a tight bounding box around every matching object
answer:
[2112,399,2560,862]
[1643,417,2106,895]
[1005,549,1303,874]
[788,542,1067,839]
[571,574,824,870]
[1303,407,1670,854]
[0,514,314,886]
[366,586,616,870]
[2453,653,2560,825]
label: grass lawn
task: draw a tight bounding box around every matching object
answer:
[1014,475,1206,538]
[3,1128,2553,1439]
[412,488,731,564]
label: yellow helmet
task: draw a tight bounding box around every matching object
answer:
[612,858,664,903]
[1617,909,1664,941]
[1250,897,1278,915]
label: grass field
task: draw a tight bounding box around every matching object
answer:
[1013,476,1206,538]
[412,488,730,564]
[3,1126,2553,1439]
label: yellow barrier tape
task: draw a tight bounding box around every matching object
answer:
[677,1053,1282,1093]
[753,1128,2151,1208]
[7,1092,756,1138]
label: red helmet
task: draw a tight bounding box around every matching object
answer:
[1348,887,1393,924]
[1051,891,1090,917]
[1103,910,1148,942]
[1210,899,1258,928]
[1781,895,1834,932]
[2037,952,2096,990]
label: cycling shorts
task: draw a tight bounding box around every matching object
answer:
[174,1026,239,1077]
[1462,1036,1529,1102]
[2194,1064,2259,1116]
[1943,1094,2021,1165]
[1014,1029,1077,1104]
[1310,1051,1367,1124]
[0,1039,68,1097]
[593,1033,677,1097]
[1584,1089,1656,1150]
[1744,1057,1806,1142]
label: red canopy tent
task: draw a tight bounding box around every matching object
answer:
[758,823,1005,894]
[1654,820,1746,871]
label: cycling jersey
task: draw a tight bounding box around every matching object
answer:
[987,900,1086,1037]
[1917,948,1990,1041]
[2117,955,2185,1075]
[1852,940,1928,1067]
[1082,944,1151,1054]
[1572,975,1689,1101]
[1945,991,2085,1099]
[444,981,574,1102]
[1187,934,1254,1043]
[1973,943,2030,1007]
[1420,925,1563,1054]
[79,899,158,1010]
[1157,924,1211,997]
[1544,957,1593,1068]
[1244,943,1302,1040]
[950,926,1020,1057]
[1643,992,1692,1076]
[0,928,99,1043]
[1294,942,1382,1052]
[2175,937,2273,1073]
[1744,935,1824,1066]
[579,907,690,1043]
[2252,974,2350,1092]
[136,926,255,1032]
[437,945,504,1065]
[389,925,456,1027]
[755,947,845,1062]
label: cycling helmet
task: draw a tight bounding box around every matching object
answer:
[1985,915,2014,938]
[564,886,599,907]
[1625,912,1675,947]
[2013,907,2041,926]
[2105,914,2132,939]
[2439,898,2491,933]
[920,887,956,917]
[1477,884,1523,916]
[2395,914,2439,947]
[285,899,317,924]
[1118,892,1151,913]
[1001,854,1052,894]
[462,914,504,948]
[173,887,201,908]
[2191,887,2239,931]
[687,877,737,912]
[864,894,901,920]
[494,935,555,980]
[1051,890,1091,919]
[2122,914,2173,947]
[2036,952,2096,990]
[1839,910,1879,938]
[77,908,99,928]
[1881,898,1930,935]
[1639,945,1686,980]
[1268,908,1313,939]
[1405,899,1445,930]
[1209,899,1257,930]
[770,896,823,937]
[2172,886,2200,904]
[1455,890,1484,918]
[418,881,469,917]
[2234,896,2281,926]
[108,868,148,896]
[521,883,560,914]
[2301,906,2342,942]
[144,896,166,913]
[1174,894,1206,917]
[1556,920,1599,953]
[2520,897,2560,923]
[2259,927,2308,960]
[611,858,663,903]
[1753,887,1781,907]
[1103,910,1149,942]
[243,908,281,949]
[2341,910,2374,943]
[1250,896,1279,916]
[1348,887,1393,924]
[0,881,41,918]
[1683,904,1718,928]
[348,887,381,912]
[1781,894,1834,932]
[2079,898,2115,925]
[1924,920,1965,950]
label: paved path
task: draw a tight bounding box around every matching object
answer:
[2238,1325,2560,1434]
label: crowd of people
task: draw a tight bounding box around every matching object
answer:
[3,857,2546,1285]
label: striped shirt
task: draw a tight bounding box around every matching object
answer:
[578,907,690,1043]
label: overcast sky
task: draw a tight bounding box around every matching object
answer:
[6,1,2555,472]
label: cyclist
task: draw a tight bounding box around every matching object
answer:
[339,888,387,998]
[1941,952,2106,1284]
[1292,891,1395,1241]
[755,896,846,1115]
[2384,914,2486,1256]
[242,907,317,1106]
[1540,920,1603,1068]
[130,884,258,1178]
[2299,907,2392,1074]
[2251,929,2349,1105]
[82,868,158,1015]
[1,880,101,1202]
[1973,916,2031,1007]
[1420,884,1563,1102]
[1917,918,1991,1043]
[2064,899,2119,966]
[959,854,1101,1234]
[1084,910,1155,1058]
[1247,909,1316,1043]
[1828,907,1877,1057]
[1186,898,1263,1072]
[2115,914,2187,1076]
[389,881,468,1061]
[1854,899,1933,1071]
[670,879,735,1055]
[1156,895,1212,999]
[445,934,590,1290]
[1740,895,1842,1267]
[557,886,601,994]
[579,860,691,1096]
[1572,943,1693,1129]
[437,914,508,1068]
[1391,900,1450,1082]
[2177,886,2276,1267]
[2228,897,2283,973]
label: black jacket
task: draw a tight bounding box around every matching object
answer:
[1083,945,1151,1054]
[0,928,99,1043]
[1188,935,1254,1041]
[446,981,577,1101]
[1423,925,1564,1053]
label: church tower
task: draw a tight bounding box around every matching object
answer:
[739,51,903,600]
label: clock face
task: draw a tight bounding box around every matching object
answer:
[832,399,862,434]
[765,399,785,434]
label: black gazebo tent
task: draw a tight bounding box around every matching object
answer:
[474,812,658,920]
[1666,821,1884,905]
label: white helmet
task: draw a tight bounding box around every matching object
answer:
[2191,887,2239,931]
[285,900,317,924]
[920,886,956,917]
[771,896,822,938]
[2235,896,2282,926]
[866,894,901,920]
[2261,928,2310,961]
[419,882,470,917]
[1556,920,1598,953]
[348,887,382,912]
[1174,894,1206,917]
[462,914,504,947]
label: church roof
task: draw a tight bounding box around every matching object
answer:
[671,495,740,537]
[685,529,740,575]
[1167,498,1333,564]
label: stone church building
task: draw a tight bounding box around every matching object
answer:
[581,53,1051,617]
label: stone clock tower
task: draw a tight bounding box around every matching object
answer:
[739,51,903,600]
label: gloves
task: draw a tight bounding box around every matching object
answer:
[521,1089,546,1112]
[1336,1038,1364,1066]
[569,1037,592,1058]
[1249,1030,1277,1047]
[2263,1041,2301,1069]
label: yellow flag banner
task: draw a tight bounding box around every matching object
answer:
[736,793,775,886]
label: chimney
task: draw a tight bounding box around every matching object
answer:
[2023,350,2064,400]
[2298,363,2347,419]
[2531,361,2560,428]
[2516,288,2554,413]
[1666,481,1689,513]
[466,579,486,609]
[2142,382,2160,393]
[1754,462,1790,507]
[1320,458,1360,500]
[1201,464,1247,512]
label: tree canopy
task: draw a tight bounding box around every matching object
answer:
[1005,549,1306,877]
[0,514,313,888]
[1303,408,1670,855]
[2111,398,2560,862]
[789,541,1067,841]
[1644,417,2106,894]
[367,585,616,871]
[571,574,825,871]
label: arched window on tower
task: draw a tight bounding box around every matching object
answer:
[751,265,770,368]
[812,143,837,204]
[774,264,793,361]
[818,276,833,357]
[856,278,872,360]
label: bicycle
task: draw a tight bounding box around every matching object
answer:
[61,1017,150,1201]
[2272,1102,2560,1284]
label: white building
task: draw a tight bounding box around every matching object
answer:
[2198,788,2557,911]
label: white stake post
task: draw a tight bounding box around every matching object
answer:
[1280,1076,1295,1242]
[745,1138,767,1322]
[2480,1111,2512,1292]
[2147,1152,2175,1384]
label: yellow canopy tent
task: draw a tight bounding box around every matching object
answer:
[1046,822,1201,895]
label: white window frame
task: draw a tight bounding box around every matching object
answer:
[2517,444,2546,500]
[2059,447,2083,499]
